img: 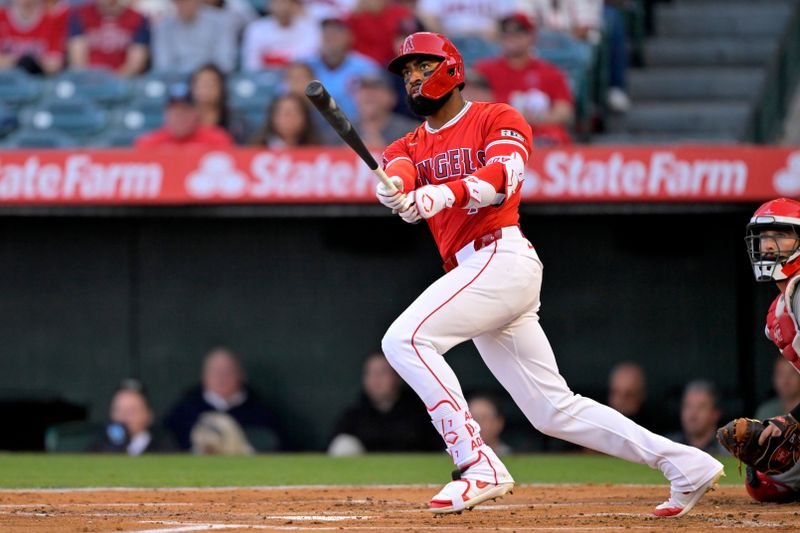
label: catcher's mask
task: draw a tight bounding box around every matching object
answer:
[746,198,800,282]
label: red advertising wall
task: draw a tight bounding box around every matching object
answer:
[0,146,798,205]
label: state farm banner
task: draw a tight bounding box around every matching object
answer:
[0,146,799,205]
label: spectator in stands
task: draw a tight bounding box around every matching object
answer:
[328,352,440,456]
[666,380,728,456]
[241,0,319,70]
[90,379,174,455]
[153,0,236,73]
[67,0,150,77]
[135,82,234,147]
[305,0,355,22]
[608,361,646,422]
[416,0,515,40]
[353,71,418,148]
[249,93,320,148]
[468,393,512,456]
[165,346,282,451]
[190,63,247,144]
[0,0,67,75]
[602,0,631,112]
[528,0,603,42]
[202,0,257,38]
[305,16,380,121]
[346,0,416,67]
[474,13,574,146]
[281,61,339,144]
[756,358,800,420]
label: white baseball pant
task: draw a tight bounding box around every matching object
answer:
[382,226,723,492]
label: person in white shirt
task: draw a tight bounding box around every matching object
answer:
[417,0,516,40]
[241,0,320,70]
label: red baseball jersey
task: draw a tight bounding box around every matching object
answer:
[0,7,66,61]
[474,56,573,144]
[69,4,150,70]
[383,101,532,260]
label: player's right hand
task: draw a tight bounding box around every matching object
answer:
[376,176,411,212]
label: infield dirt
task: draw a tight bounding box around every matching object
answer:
[0,484,798,532]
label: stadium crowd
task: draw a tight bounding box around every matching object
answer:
[0,0,644,148]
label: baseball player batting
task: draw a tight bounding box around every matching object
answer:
[376,32,724,515]
[716,198,800,502]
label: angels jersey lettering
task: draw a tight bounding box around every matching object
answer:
[383,101,532,260]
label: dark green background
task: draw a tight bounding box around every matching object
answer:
[0,206,780,450]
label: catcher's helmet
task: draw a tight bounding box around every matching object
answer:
[746,197,800,282]
[387,32,465,100]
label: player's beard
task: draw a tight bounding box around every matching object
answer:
[406,90,452,117]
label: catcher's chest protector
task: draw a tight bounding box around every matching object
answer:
[767,275,800,372]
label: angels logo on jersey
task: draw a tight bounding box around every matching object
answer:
[416,148,486,184]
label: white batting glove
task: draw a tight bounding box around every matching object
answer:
[398,191,421,224]
[414,184,455,219]
[376,176,411,212]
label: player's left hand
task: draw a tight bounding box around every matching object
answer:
[414,184,455,219]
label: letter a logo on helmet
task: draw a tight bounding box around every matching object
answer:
[387,32,465,100]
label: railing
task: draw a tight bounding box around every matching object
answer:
[747,0,800,143]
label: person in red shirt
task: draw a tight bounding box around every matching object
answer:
[375,31,723,516]
[473,13,574,146]
[346,0,416,66]
[0,0,67,75]
[68,0,150,76]
[135,83,234,148]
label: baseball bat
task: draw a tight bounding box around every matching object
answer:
[304,80,397,192]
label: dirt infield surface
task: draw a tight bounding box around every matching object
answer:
[0,484,798,532]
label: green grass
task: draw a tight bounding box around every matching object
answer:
[0,453,744,489]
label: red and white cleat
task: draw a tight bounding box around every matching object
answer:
[428,449,514,514]
[653,468,725,517]
[429,478,514,514]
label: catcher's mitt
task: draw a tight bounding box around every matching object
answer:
[716,415,800,475]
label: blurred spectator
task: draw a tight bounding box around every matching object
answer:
[282,60,315,96]
[328,352,440,456]
[249,93,320,148]
[608,361,646,421]
[164,347,281,451]
[153,0,236,73]
[528,0,602,42]
[461,69,494,103]
[135,82,234,147]
[666,380,728,456]
[473,13,574,146]
[353,71,418,148]
[305,16,380,121]
[0,0,67,75]
[416,0,515,40]
[190,63,247,143]
[756,358,800,420]
[305,0,355,22]
[67,0,150,77]
[90,379,174,455]
[202,0,257,37]
[468,393,512,456]
[346,0,416,66]
[241,0,319,70]
[602,0,631,112]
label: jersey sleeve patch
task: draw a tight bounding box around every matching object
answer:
[500,129,527,143]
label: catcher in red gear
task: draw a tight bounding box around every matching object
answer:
[718,198,800,502]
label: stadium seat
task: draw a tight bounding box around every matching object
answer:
[131,71,190,106]
[0,102,19,139]
[228,69,282,116]
[88,127,143,148]
[450,36,500,68]
[0,68,43,108]
[18,97,110,140]
[2,127,79,148]
[46,68,132,106]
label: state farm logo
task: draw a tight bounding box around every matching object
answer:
[773,152,800,196]
[185,153,248,198]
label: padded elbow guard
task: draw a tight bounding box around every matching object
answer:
[487,151,525,200]
[462,176,502,209]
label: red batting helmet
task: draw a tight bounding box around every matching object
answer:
[746,197,800,281]
[387,32,465,100]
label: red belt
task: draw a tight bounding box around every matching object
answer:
[443,228,505,273]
